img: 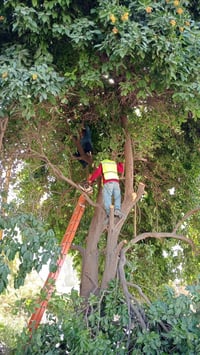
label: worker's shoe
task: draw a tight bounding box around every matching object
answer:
[78,181,93,194]
[114,210,125,218]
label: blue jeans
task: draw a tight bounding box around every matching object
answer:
[103,182,121,216]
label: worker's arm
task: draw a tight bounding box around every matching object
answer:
[117,162,124,174]
[89,164,102,184]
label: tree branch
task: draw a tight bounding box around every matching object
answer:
[0,117,8,152]
[71,244,85,258]
[118,248,147,331]
[125,280,170,333]
[72,136,93,165]
[28,149,101,208]
[123,232,195,253]
[126,282,151,306]
[173,207,200,234]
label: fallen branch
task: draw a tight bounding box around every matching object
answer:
[118,247,147,334]
[118,226,198,335]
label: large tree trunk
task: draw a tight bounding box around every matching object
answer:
[100,131,145,290]
[80,127,141,297]
[80,189,106,297]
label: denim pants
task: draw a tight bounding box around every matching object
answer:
[103,181,121,216]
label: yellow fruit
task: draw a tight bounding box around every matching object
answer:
[121,12,129,21]
[170,19,176,26]
[176,7,183,15]
[0,16,4,21]
[173,0,179,6]
[110,14,116,24]
[146,6,152,13]
[112,27,119,34]
[2,72,8,79]
[32,73,38,80]
[179,27,184,32]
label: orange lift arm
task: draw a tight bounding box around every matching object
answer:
[28,194,86,332]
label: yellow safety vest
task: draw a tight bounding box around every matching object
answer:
[102,160,119,181]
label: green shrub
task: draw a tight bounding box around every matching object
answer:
[15,282,200,354]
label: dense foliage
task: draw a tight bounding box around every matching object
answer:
[0,203,60,292]
[14,282,200,354]
[0,0,200,352]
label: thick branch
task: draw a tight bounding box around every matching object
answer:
[123,232,195,253]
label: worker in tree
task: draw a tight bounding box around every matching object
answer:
[79,154,124,221]
[74,124,93,168]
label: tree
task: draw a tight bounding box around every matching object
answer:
[0,0,200,351]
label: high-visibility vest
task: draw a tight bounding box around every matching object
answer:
[102,160,119,181]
